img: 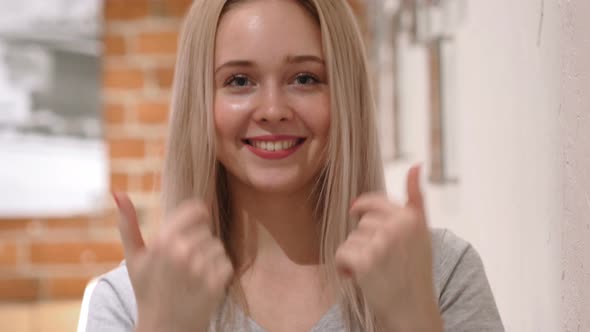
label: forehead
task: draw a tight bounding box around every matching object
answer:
[215,0,323,63]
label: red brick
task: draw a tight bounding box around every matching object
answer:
[104,0,150,21]
[152,0,194,18]
[141,172,161,192]
[103,67,145,90]
[0,218,31,232]
[45,276,94,299]
[103,34,126,56]
[94,209,120,228]
[147,138,167,158]
[40,216,90,229]
[108,138,146,159]
[110,172,130,192]
[155,66,175,89]
[135,102,169,124]
[30,242,124,265]
[136,31,179,55]
[104,103,126,125]
[0,278,40,301]
[0,242,18,267]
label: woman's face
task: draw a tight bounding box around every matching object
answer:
[214,0,330,194]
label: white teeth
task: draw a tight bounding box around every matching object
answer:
[251,139,298,152]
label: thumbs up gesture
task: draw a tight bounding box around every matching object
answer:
[335,165,443,332]
[113,194,233,332]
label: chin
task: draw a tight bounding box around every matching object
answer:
[240,166,321,194]
[248,174,311,195]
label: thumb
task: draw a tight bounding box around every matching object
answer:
[406,164,425,212]
[112,192,145,262]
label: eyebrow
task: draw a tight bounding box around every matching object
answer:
[286,55,325,65]
[215,55,325,74]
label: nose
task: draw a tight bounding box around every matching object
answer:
[252,83,294,123]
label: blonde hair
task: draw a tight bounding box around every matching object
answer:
[163,0,385,331]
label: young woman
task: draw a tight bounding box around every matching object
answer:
[85,0,504,331]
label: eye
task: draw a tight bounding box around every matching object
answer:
[293,73,320,85]
[225,74,253,88]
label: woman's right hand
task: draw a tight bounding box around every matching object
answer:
[113,193,234,332]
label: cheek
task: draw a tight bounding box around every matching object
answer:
[317,102,330,137]
[303,95,330,138]
[214,98,245,163]
[214,96,250,142]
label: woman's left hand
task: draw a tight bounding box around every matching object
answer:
[335,165,443,332]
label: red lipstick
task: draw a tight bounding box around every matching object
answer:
[243,135,305,160]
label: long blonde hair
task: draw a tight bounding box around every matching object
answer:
[162,0,385,331]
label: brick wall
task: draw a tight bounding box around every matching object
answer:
[0,0,192,305]
[0,213,121,301]
[0,0,366,310]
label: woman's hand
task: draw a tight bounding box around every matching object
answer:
[114,193,233,332]
[335,165,443,332]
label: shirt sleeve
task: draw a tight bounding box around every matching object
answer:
[435,231,504,332]
[81,264,137,332]
[84,279,135,332]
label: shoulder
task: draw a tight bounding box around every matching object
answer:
[430,228,473,288]
[83,262,137,331]
[430,228,488,294]
[99,262,135,296]
[430,228,473,291]
[429,228,505,331]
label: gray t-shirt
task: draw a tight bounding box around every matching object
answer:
[82,228,504,331]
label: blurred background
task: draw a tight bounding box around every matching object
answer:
[0,0,588,331]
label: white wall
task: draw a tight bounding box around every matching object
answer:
[558,1,590,330]
[383,1,589,331]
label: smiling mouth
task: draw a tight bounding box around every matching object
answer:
[242,138,306,152]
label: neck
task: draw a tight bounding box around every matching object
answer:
[228,177,321,273]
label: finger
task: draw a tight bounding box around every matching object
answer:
[355,215,385,238]
[113,192,145,262]
[169,222,213,259]
[210,244,234,287]
[335,246,356,278]
[348,227,378,250]
[208,256,234,294]
[200,240,231,290]
[335,238,368,279]
[166,199,212,236]
[201,238,226,263]
[189,230,219,259]
[350,192,401,218]
[215,258,234,288]
[406,164,425,213]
